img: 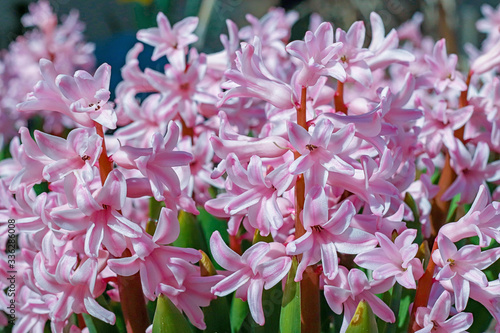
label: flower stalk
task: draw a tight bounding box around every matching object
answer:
[94,121,150,333]
[295,86,321,333]
[408,240,438,333]
[334,81,348,114]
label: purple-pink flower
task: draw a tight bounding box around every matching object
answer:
[210,231,291,326]
[354,229,424,289]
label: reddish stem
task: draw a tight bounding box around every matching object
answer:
[409,146,457,331]
[179,116,194,143]
[77,313,86,329]
[458,70,472,108]
[229,234,242,255]
[94,122,150,332]
[117,249,151,333]
[334,81,348,114]
[294,86,320,333]
[408,240,438,333]
[429,152,456,241]
[95,123,113,184]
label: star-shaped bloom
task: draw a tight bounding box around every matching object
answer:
[108,231,219,330]
[432,234,500,311]
[112,122,193,200]
[33,127,102,182]
[8,127,52,191]
[206,152,294,236]
[33,252,115,325]
[423,39,467,93]
[286,22,346,87]
[440,184,500,246]
[415,291,473,333]
[218,40,295,110]
[354,229,424,289]
[366,12,414,70]
[17,60,116,129]
[51,169,143,257]
[288,118,354,189]
[137,12,198,69]
[286,186,376,280]
[335,21,374,87]
[442,139,500,204]
[144,50,217,128]
[210,231,291,326]
[419,100,473,158]
[323,266,395,333]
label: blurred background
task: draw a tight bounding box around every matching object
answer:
[0,0,498,80]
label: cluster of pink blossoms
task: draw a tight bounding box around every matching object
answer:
[1,1,500,332]
[0,0,95,148]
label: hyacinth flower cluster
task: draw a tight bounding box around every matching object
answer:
[1,1,500,332]
[0,0,95,149]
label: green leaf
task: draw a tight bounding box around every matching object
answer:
[197,207,230,269]
[251,284,282,333]
[397,291,413,330]
[33,181,50,195]
[465,299,493,333]
[345,300,378,333]
[197,207,229,243]
[82,313,119,333]
[152,295,193,333]
[109,301,127,333]
[377,283,402,333]
[446,193,461,222]
[203,296,231,333]
[147,198,165,236]
[280,257,301,333]
[173,210,209,253]
[230,295,249,333]
[252,229,273,244]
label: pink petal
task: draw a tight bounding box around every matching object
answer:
[212,270,251,297]
[84,297,116,324]
[210,231,243,271]
[108,256,141,276]
[321,242,339,279]
[287,121,311,153]
[259,257,291,289]
[247,279,265,326]
[153,207,180,244]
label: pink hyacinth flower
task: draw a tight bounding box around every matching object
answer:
[51,169,143,257]
[323,266,395,333]
[218,40,295,110]
[414,291,473,333]
[286,186,376,281]
[286,22,346,87]
[442,139,500,204]
[288,118,355,189]
[33,127,102,182]
[33,252,115,325]
[354,229,424,289]
[440,184,500,246]
[432,234,500,311]
[210,231,291,326]
[335,21,374,87]
[17,60,116,129]
[423,39,467,93]
[137,12,198,69]
[112,121,193,200]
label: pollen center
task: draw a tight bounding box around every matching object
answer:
[312,225,324,232]
[306,144,318,151]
